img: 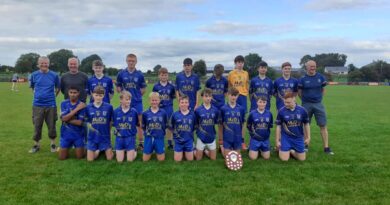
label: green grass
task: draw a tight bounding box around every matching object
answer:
[0,82,389,205]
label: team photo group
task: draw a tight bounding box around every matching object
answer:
[29,53,334,166]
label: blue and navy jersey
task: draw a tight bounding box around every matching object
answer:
[249,76,274,111]
[276,105,309,139]
[194,105,220,143]
[113,107,139,138]
[205,76,228,108]
[298,73,327,103]
[220,104,245,142]
[60,100,86,137]
[88,75,114,104]
[85,102,113,142]
[142,108,168,139]
[30,70,60,107]
[175,72,200,110]
[247,109,273,141]
[170,110,196,143]
[274,77,299,110]
[152,82,176,108]
[116,69,147,104]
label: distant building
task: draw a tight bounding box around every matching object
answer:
[324,66,348,75]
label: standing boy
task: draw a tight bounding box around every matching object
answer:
[175,58,201,111]
[85,86,114,161]
[152,67,176,150]
[142,92,168,161]
[274,62,298,111]
[87,60,114,104]
[194,88,220,160]
[249,61,273,111]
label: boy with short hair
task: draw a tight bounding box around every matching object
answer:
[247,97,273,160]
[274,62,298,111]
[228,55,249,150]
[85,86,114,161]
[175,58,201,111]
[113,91,139,162]
[87,60,114,104]
[59,87,86,160]
[205,64,228,153]
[194,88,220,160]
[170,95,196,162]
[152,67,176,150]
[249,61,273,111]
[275,92,311,161]
[142,92,168,161]
[220,87,246,157]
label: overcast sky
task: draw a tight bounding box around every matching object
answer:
[0,0,389,71]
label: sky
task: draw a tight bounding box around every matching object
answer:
[0,0,389,71]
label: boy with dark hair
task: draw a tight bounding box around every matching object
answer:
[249,61,273,111]
[87,60,114,104]
[274,62,298,111]
[175,58,201,111]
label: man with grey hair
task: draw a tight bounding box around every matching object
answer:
[60,57,89,102]
[29,56,60,153]
[298,60,334,155]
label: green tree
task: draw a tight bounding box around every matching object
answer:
[193,59,207,77]
[80,54,102,74]
[347,70,363,82]
[105,67,119,76]
[244,53,262,78]
[347,63,358,73]
[0,65,14,73]
[153,64,162,74]
[300,53,347,69]
[14,53,40,73]
[48,49,75,74]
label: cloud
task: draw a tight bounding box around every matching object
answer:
[305,0,387,11]
[198,21,296,35]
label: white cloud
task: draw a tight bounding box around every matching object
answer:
[305,0,387,11]
[198,21,296,35]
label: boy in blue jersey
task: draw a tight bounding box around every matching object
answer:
[85,86,114,161]
[171,95,196,162]
[116,53,147,151]
[113,91,139,162]
[29,56,60,153]
[249,61,273,111]
[273,62,298,111]
[175,58,201,111]
[152,67,175,150]
[247,97,273,160]
[59,87,86,160]
[220,87,246,157]
[194,88,220,160]
[87,60,114,104]
[205,64,228,153]
[142,92,168,161]
[275,92,311,161]
[298,60,333,155]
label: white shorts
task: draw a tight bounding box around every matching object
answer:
[196,139,216,151]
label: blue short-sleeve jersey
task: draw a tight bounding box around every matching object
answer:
[85,102,113,143]
[275,105,309,139]
[30,70,60,107]
[274,77,299,110]
[194,104,220,143]
[249,76,274,111]
[60,100,86,138]
[298,73,327,103]
[142,108,168,139]
[113,107,139,138]
[116,69,147,104]
[247,109,273,141]
[88,75,114,103]
[152,82,176,108]
[220,104,245,142]
[205,76,228,108]
[171,110,196,143]
[175,72,200,110]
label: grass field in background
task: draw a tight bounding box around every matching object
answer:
[0,82,389,205]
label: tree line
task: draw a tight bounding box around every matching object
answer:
[1,49,389,82]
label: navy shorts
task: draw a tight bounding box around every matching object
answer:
[237,94,248,114]
[60,137,84,149]
[144,136,165,154]
[174,138,193,152]
[87,137,111,151]
[302,102,327,126]
[223,138,242,150]
[249,138,270,152]
[115,137,136,151]
[280,136,305,153]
